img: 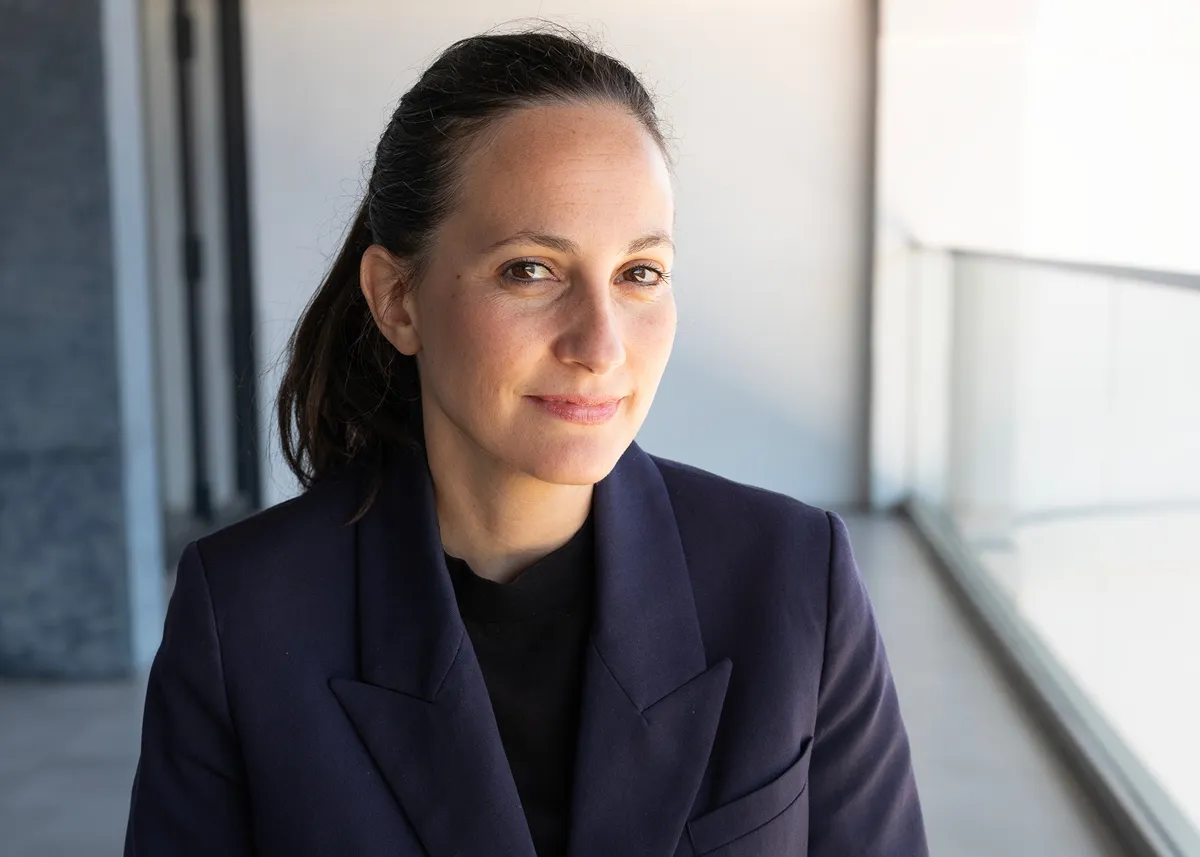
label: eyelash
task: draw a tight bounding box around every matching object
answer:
[502,259,670,287]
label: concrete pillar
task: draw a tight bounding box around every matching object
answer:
[0,0,165,677]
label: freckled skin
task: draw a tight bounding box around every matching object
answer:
[377,102,677,488]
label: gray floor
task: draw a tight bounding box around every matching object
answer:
[0,514,1123,856]
[846,513,1125,857]
[0,678,143,855]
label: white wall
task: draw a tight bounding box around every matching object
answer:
[243,0,875,508]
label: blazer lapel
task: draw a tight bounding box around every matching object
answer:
[329,441,729,857]
[329,444,537,857]
[567,443,732,857]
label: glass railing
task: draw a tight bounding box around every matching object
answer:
[904,245,1200,857]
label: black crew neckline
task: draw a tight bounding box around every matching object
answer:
[444,512,595,623]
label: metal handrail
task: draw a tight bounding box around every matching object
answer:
[910,242,1200,295]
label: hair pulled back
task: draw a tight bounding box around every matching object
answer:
[275,24,669,500]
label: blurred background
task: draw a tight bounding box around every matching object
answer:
[2,0,1198,854]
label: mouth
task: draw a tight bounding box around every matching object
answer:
[526,394,625,425]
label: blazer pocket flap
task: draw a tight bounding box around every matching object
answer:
[687,739,812,855]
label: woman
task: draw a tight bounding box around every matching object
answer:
[125,26,928,857]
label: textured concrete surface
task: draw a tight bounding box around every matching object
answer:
[0,0,134,676]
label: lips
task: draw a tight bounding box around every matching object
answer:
[533,395,623,406]
[527,394,624,425]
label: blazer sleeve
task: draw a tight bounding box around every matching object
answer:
[125,541,254,856]
[807,512,929,857]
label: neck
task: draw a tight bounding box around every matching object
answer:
[424,426,593,585]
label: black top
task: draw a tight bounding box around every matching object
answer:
[444,513,596,857]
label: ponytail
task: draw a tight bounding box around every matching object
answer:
[275,200,422,506]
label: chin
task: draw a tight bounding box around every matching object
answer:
[513,432,631,486]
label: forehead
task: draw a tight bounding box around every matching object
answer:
[450,102,674,243]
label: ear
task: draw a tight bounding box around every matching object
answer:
[360,244,420,355]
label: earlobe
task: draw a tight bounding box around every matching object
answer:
[360,244,421,356]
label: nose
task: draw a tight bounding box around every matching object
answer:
[553,282,626,375]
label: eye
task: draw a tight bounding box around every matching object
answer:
[503,260,555,283]
[622,264,669,287]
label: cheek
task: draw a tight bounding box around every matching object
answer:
[631,299,677,368]
[428,297,537,391]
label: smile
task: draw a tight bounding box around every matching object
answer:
[527,395,624,425]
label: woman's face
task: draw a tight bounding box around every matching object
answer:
[372,101,677,486]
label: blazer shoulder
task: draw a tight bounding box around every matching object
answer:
[649,452,831,534]
[647,454,842,666]
[188,467,364,584]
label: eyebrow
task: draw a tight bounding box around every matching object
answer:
[481,229,675,257]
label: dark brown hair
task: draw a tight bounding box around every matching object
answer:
[275,24,670,508]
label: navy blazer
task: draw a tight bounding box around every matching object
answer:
[125,440,928,856]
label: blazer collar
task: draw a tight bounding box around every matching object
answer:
[352,440,463,701]
[330,440,730,857]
